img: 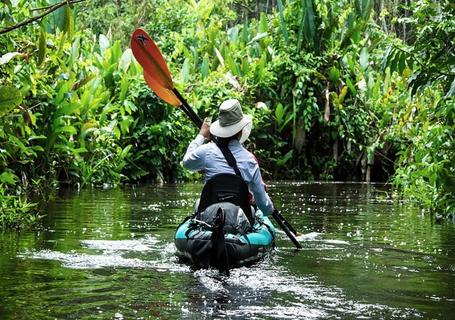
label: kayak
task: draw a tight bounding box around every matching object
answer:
[175,202,275,272]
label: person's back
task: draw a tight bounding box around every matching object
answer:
[182,99,274,216]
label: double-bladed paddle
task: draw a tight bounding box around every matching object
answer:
[130,28,302,249]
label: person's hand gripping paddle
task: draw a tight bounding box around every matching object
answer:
[130,28,302,249]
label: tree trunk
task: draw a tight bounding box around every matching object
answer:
[366,165,371,182]
[333,139,338,163]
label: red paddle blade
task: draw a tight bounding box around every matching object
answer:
[143,71,181,107]
[131,29,174,90]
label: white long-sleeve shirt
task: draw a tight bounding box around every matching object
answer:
[182,135,274,216]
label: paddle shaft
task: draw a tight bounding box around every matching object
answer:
[172,88,203,128]
[273,209,298,235]
[272,210,302,249]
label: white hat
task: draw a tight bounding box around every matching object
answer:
[210,99,253,143]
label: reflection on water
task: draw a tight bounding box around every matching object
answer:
[1,182,454,319]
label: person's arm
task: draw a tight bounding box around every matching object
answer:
[182,121,210,171]
[249,164,274,216]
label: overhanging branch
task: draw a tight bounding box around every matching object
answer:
[0,0,86,35]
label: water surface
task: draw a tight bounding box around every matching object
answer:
[1,182,454,319]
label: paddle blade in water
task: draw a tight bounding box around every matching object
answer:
[131,29,174,89]
[143,71,181,107]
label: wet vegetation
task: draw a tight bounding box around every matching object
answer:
[0,0,454,227]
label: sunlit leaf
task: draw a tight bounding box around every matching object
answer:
[225,54,240,76]
[56,125,77,135]
[99,34,110,54]
[259,12,268,33]
[359,47,369,71]
[248,32,268,45]
[119,48,132,72]
[227,26,239,44]
[275,103,285,125]
[56,102,80,117]
[119,76,129,102]
[214,48,224,68]
[446,78,455,97]
[119,144,132,159]
[0,52,21,65]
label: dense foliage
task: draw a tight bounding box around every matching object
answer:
[0,0,453,227]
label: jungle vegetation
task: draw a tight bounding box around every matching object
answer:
[0,0,453,227]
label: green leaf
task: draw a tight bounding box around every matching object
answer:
[56,125,77,135]
[49,0,66,33]
[110,40,122,63]
[0,171,18,185]
[276,150,294,166]
[328,67,340,83]
[120,144,132,159]
[446,78,455,97]
[54,81,71,105]
[67,36,80,69]
[38,24,46,66]
[381,46,392,70]
[120,116,133,134]
[0,86,22,116]
[225,54,240,76]
[56,102,79,117]
[275,103,285,124]
[277,0,289,45]
[259,12,267,33]
[227,26,239,44]
[248,32,268,45]
[303,0,315,46]
[242,17,249,43]
[214,48,224,68]
[201,53,209,79]
[119,76,129,102]
[63,4,74,40]
[182,58,190,83]
[346,76,357,95]
[30,145,45,152]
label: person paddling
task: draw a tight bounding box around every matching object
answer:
[182,99,274,217]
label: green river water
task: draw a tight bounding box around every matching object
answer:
[0,182,454,319]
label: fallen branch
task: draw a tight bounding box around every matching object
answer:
[0,0,86,35]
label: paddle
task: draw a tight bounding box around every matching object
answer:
[131,29,202,128]
[130,28,302,249]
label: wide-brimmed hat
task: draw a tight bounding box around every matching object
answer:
[210,99,253,143]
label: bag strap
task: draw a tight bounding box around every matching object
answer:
[214,140,255,227]
[215,141,242,177]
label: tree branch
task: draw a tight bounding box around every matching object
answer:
[0,0,86,35]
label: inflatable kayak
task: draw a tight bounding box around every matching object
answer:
[175,202,275,273]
